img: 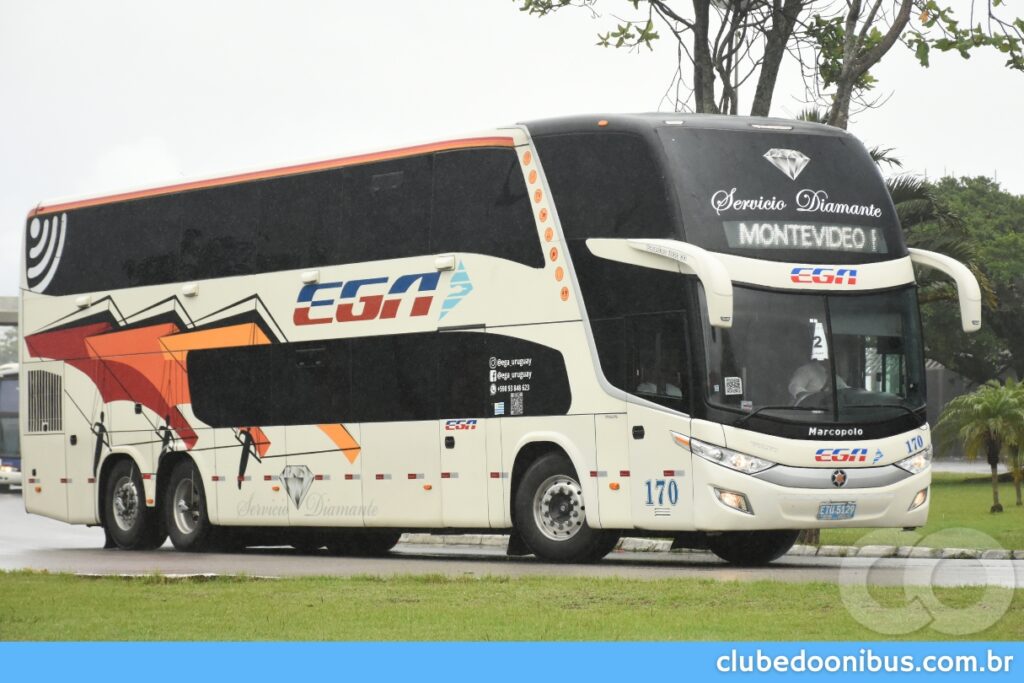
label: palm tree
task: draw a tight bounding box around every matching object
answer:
[934,380,1024,512]
[1007,378,1024,506]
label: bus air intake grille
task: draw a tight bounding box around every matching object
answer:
[27,369,62,433]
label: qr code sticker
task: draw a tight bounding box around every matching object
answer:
[724,376,743,396]
[510,392,524,416]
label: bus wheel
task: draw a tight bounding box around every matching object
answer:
[326,531,401,556]
[514,452,619,563]
[0,484,9,494]
[164,460,215,552]
[707,530,799,566]
[103,459,166,550]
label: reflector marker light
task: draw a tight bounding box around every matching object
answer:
[408,473,424,480]
[619,470,630,477]
[670,432,690,448]
[87,477,96,484]
[60,478,70,484]
[663,469,684,477]
[142,473,153,480]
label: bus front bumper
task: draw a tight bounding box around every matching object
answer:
[691,457,930,531]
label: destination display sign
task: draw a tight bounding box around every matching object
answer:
[722,220,888,254]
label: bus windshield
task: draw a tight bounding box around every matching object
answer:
[702,286,925,424]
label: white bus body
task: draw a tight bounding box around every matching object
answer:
[19,115,979,563]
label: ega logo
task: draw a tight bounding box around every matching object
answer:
[790,267,858,285]
[294,272,440,326]
[816,447,884,464]
[445,419,478,431]
[815,447,869,463]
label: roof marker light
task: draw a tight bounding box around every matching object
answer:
[751,123,793,130]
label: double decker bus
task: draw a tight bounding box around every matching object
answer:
[19,114,980,564]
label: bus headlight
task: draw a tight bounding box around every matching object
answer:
[686,437,775,475]
[895,445,933,475]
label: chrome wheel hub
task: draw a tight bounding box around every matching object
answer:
[533,474,585,541]
[172,477,201,536]
[112,476,140,531]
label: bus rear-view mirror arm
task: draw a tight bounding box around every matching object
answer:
[586,238,733,328]
[908,247,982,333]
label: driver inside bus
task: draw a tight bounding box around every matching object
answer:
[788,360,846,403]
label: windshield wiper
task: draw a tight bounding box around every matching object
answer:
[841,403,926,422]
[735,404,828,427]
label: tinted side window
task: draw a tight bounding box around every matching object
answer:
[343,155,432,262]
[532,132,675,240]
[177,183,260,281]
[187,332,571,427]
[573,246,691,411]
[350,334,438,422]
[189,340,353,427]
[257,169,346,272]
[432,149,543,267]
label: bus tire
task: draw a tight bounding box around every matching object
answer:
[326,531,401,557]
[103,459,166,550]
[0,484,10,494]
[707,530,799,566]
[514,452,619,563]
[164,459,215,552]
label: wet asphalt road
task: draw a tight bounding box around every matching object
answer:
[1,490,1021,588]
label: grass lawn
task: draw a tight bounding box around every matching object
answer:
[820,473,1024,550]
[0,571,1021,641]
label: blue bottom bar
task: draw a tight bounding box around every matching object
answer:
[2,642,1020,681]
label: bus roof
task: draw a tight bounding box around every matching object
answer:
[522,113,848,139]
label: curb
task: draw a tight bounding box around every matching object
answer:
[398,533,1024,560]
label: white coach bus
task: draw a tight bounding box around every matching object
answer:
[19,114,980,564]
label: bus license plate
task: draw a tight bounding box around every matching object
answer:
[817,502,856,521]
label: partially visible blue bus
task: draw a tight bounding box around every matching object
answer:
[0,363,21,492]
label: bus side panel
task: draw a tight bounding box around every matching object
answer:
[360,420,441,527]
[627,404,694,531]
[63,365,104,524]
[287,423,365,528]
[214,426,289,526]
[20,360,68,521]
[594,413,633,529]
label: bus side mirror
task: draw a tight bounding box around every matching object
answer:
[908,248,982,333]
[586,238,733,329]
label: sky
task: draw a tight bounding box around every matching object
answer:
[2,1,1022,299]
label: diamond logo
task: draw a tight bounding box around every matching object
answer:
[763,148,810,180]
[280,465,315,509]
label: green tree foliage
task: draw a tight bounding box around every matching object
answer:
[935,379,1024,511]
[911,177,1024,384]
[515,1,1023,128]
[0,328,16,365]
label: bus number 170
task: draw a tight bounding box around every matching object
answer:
[643,479,679,506]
